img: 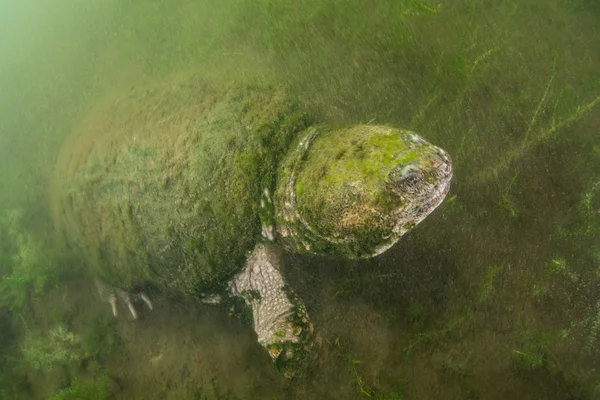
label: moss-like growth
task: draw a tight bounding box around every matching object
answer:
[53,75,309,295]
[21,325,88,372]
[0,209,58,310]
[48,376,109,400]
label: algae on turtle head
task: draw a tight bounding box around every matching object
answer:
[52,73,452,372]
[274,125,452,258]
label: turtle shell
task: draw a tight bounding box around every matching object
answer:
[53,74,310,295]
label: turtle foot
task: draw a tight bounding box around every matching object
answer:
[95,280,153,319]
[229,244,313,377]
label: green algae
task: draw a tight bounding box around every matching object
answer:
[53,75,309,296]
[21,325,87,372]
[48,376,109,400]
[0,209,58,311]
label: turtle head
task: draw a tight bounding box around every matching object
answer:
[274,125,453,258]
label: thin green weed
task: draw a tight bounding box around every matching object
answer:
[0,209,58,310]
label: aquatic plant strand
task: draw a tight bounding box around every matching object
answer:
[475,93,600,182]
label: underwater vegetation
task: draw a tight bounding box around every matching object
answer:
[48,376,109,400]
[0,209,58,311]
[21,325,87,372]
[0,210,116,399]
[0,209,57,397]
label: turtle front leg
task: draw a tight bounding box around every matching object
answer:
[229,244,313,376]
[95,279,153,319]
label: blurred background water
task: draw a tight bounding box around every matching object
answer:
[1,0,599,398]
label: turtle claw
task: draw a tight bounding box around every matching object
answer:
[96,279,153,319]
[109,293,118,317]
[139,292,153,310]
[116,289,138,319]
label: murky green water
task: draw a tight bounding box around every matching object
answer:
[1,0,599,398]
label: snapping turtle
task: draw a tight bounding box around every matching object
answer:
[52,73,452,371]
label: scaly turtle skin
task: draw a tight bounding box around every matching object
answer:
[52,73,452,373]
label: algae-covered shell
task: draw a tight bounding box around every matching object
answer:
[53,75,310,295]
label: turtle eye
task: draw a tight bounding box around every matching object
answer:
[387,165,425,195]
[400,167,424,193]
